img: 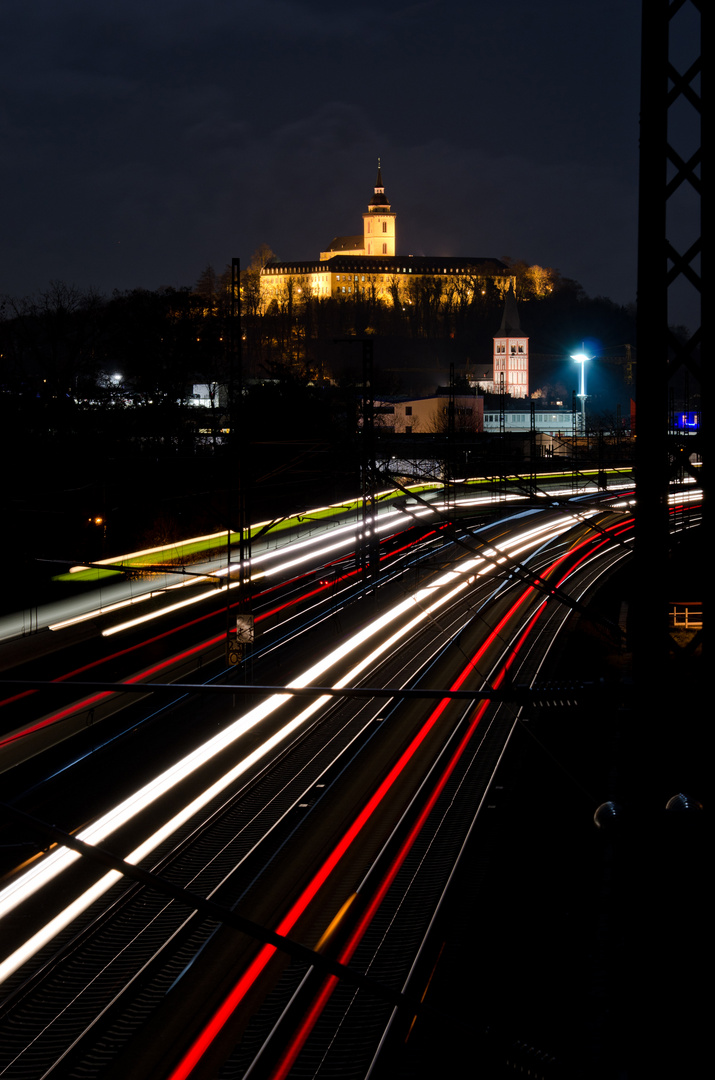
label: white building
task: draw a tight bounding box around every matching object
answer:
[482,406,581,435]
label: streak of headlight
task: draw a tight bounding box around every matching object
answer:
[0,512,579,982]
[259,509,432,579]
[231,511,404,568]
[89,529,241,566]
[11,518,567,902]
[86,490,435,570]
[260,534,359,577]
[0,569,481,982]
[48,575,212,631]
[169,585,541,1080]
[51,514,376,633]
[496,513,591,552]
[49,496,573,638]
[229,507,430,574]
[101,582,239,636]
[100,510,433,636]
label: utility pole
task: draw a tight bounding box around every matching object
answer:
[226,257,254,672]
[360,338,380,589]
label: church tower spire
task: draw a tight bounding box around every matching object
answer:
[363,159,396,256]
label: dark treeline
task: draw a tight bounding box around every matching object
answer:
[0,258,638,410]
[0,258,638,597]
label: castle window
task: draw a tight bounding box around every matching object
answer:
[382,244,387,254]
[382,222,387,233]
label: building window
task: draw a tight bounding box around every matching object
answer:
[382,221,387,233]
[382,244,387,254]
[405,406,412,416]
[405,426,412,435]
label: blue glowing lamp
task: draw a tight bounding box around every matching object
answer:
[570,352,589,400]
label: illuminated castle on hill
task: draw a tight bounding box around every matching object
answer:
[259,163,528,398]
[260,164,512,304]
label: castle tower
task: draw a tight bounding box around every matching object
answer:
[363,161,396,256]
[493,286,529,398]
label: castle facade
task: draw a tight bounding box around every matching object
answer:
[259,165,513,308]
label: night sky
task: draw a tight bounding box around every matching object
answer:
[3,1,643,306]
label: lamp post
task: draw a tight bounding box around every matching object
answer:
[570,351,589,435]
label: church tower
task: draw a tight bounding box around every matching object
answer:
[493,286,529,398]
[363,161,396,256]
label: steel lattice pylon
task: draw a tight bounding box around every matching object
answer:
[635,0,705,674]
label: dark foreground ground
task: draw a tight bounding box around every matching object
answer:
[385,540,707,1080]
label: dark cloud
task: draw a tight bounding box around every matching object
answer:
[2,0,647,307]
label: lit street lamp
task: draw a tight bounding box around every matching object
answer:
[570,351,589,433]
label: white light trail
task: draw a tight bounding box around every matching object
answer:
[0,564,484,985]
[99,508,432,637]
[48,575,214,632]
[101,582,238,637]
[43,483,628,639]
[0,511,584,984]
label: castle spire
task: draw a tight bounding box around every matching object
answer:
[368,158,390,209]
